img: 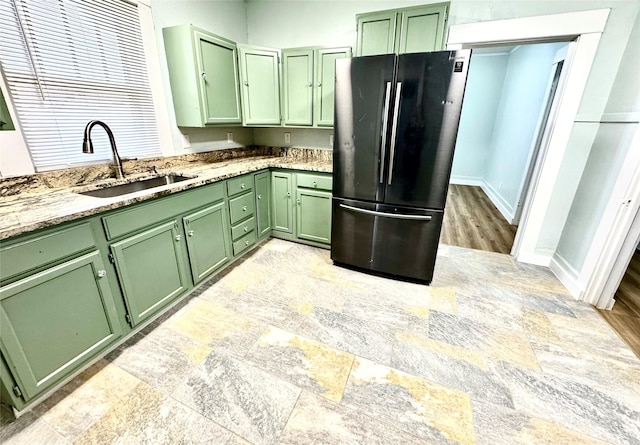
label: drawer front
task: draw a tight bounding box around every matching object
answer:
[227,175,253,197]
[232,230,257,256]
[228,192,255,225]
[103,182,224,240]
[231,216,256,241]
[297,173,332,191]
[0,223,96,282]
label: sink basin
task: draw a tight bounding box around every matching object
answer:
[78,174,193,198]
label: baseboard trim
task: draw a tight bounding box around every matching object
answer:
[449,176,483,186]
[481,181,515,224]
[549,253,583,298]
[516,252,551,267]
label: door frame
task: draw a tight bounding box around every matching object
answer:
[581,124,640,308]
[446,9,609,265]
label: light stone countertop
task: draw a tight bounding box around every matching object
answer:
[0,153,332,241]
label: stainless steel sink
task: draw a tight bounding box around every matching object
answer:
[78,174,192,198]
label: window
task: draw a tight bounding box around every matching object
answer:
[0,0,161,170]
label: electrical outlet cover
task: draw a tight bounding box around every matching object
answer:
[284,132,291,143]
[227,132,233,143]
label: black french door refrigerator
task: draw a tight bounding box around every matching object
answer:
[331,50,471,284]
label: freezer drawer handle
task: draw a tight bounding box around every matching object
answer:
[379,81,392,183]
[340,204,432,221]
[388,82,402,185]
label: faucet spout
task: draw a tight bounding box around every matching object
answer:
[82,120,125,180]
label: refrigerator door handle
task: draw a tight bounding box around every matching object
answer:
[379,81,392,183]
[387,82,402,185]
[340,204,432,221]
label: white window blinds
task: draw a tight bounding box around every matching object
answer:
[0,0,161,170]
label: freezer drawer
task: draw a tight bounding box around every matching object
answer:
[331,198,443,283]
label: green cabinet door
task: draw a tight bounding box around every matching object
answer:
[314,47,352,127]
[0,251,122,401]
[183,202,231,284]
[296,189,332,244]
[271,172,293,233]
[196,30,242,124]
[238,45,281,126]
[254,171,272,238]
[282,49,314,126]
[397,4,449,53]
[110,221,189,327]
[356,10,398,56]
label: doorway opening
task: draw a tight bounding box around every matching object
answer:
[441,41,569,255]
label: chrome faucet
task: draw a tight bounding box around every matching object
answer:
[82,120,125,180]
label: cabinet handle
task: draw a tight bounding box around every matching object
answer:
[97,270,107,278]
[243,81,248,86]
[245,240,250,246]
[258,194,262,200]
[188,230,194,237]
[313,181,317,187]
[317,82,322,87]
[287,192,291,197]
[175,234,182,241]
[201,72,206,78]
[297,198,301,204]
[244,226,249,232]
[242,205,247,211]
[307,82,312,87]
[241,183,245,189]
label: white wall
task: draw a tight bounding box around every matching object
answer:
[450,52,508,185]
[483,42,566,222]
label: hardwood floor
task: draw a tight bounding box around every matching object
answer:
[599,250,640,359]
[441,184,517,255]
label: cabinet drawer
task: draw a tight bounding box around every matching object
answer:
[232,230,257,256]
[231,216,256,241]
[227,175,253,197]
[297,173,332,191]
[0,223,96,282]
[228,192,255,225]
[103,182,224,240]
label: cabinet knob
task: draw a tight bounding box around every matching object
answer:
[175,234,182,241]
[188,230,194,237]
[245,240,250,246]
[297,198,301,204]
[243,81,248,86]
[313,181,317,187]
[287,192,291,197]
[201,72,206,78]
[242,205,247,211]
[317,82,322,87]
[307,82,312,87]
[241,183,245,189]
[244,226,249,232]
[97,270,107,278]
[258,194,262,200]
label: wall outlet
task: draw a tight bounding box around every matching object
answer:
[329,134,334,147]
[284,132,291,143]
[226,132,233,143]
[181,134,191,149]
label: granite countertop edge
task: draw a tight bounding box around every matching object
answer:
[0,157,332,241]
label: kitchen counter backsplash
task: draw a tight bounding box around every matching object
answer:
[0,146,332,240]
[0,146,331,197]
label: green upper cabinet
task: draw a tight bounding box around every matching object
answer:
[356,10,397,56]
[356,3,449,56]
[238,45,281,126]
[163,25,242,127]
[0,251,122,401]
[314,47,352,127]
[282,49,314,126]
[282,47,351,127]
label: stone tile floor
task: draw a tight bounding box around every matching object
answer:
[1,239,640,444]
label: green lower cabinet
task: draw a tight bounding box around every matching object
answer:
[296,188,332,244]
[110,221,189,327]
[183,202,231,284]
[0,251,122,401]
[271,171,293,233]
[254,171,272,238]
